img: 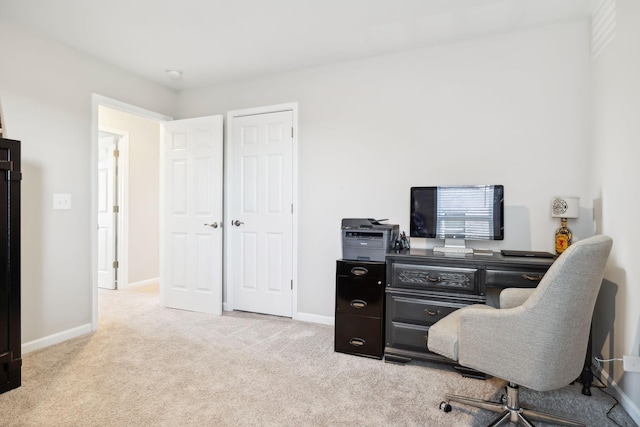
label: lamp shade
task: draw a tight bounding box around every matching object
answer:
[551,197,580,218]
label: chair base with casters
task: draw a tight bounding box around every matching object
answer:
[439,382,585,427]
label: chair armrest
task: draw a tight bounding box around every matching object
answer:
[500,288,535,309]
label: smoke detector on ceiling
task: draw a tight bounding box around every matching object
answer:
[166,70,182,80]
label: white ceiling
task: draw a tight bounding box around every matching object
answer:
[0,0,595,91]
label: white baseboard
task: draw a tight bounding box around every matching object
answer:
[125,277,159,289]
[294,312,334,326]
[596,366,640,425]
[221,303,335,326]
[22,323,93,355]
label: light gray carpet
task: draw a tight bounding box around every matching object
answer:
[0,284,635,426]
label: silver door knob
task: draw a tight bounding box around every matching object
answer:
[232,220,244,226]
[204,222,218,229]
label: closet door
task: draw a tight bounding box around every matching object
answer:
[0,137,21,394]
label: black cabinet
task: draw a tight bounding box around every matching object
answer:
[384,250,553,365]
[334,260,385,359]
[0,137,21,394]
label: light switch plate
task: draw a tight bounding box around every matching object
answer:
[53,193,72,210]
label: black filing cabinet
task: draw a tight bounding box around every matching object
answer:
[334,260,385,359]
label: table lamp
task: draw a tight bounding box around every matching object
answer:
[551,196,579,255]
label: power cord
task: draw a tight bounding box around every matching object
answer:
[589,358,624,427]
[594,357,624,370]
[602,389,623,426]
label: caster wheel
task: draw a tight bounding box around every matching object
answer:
[439,401,452,413]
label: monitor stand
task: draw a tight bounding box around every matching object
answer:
[433,238,473,254]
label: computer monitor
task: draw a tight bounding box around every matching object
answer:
[410,185,504,252]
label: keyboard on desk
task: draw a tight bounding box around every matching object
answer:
[434,246,474,254]
[500,250,555,258]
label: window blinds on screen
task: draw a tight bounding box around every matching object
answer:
[434,185,500,240]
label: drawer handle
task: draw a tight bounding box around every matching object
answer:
[351,267,369,276]
[350,299,367,309]
[521,274,544,281]
[349,338,366,347]
[424,308,441,317]
[426,275,441,282]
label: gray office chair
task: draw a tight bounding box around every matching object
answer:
[427,234,613,427]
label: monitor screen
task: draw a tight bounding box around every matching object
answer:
[410,185,504,240]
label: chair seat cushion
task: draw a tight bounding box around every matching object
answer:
[427,304,494,361]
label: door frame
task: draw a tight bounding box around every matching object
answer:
[224,102,299,318]
[97,127,129,291]
[90,94,172,331]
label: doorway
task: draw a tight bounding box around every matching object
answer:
[91,97,299,330]
[98,105,162,291]
[91,95,171,330]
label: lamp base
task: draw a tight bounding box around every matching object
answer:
[555,217,572,255]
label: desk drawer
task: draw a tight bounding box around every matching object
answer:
[485,268,547,289]
[385,321,430,353]
[386,293,469,327]
[390,262,477,293]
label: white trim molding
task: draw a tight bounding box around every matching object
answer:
[22,324,93,355]
[295,312,334,326]
[126,277,160,289]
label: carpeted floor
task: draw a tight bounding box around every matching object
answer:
[0,284,636,426]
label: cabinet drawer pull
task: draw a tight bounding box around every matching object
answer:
[424,308,441,317]
[350,267,368,276]
[349,299,367,309]
[349,338,366,347]
[521,274,543,281]
[426,275,441,282]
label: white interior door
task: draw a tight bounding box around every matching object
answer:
[229,111,294,317]
[97,134,117,290]
[161,116,223,314]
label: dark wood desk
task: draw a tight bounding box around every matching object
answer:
[384,249,554,365]
[383,249,594,395]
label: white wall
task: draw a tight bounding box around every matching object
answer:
[99,106,160,286]
[0,18,177,347]
[179,20,592,318]
[592,0,640,420]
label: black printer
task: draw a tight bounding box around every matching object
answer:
[341,218,399,262]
